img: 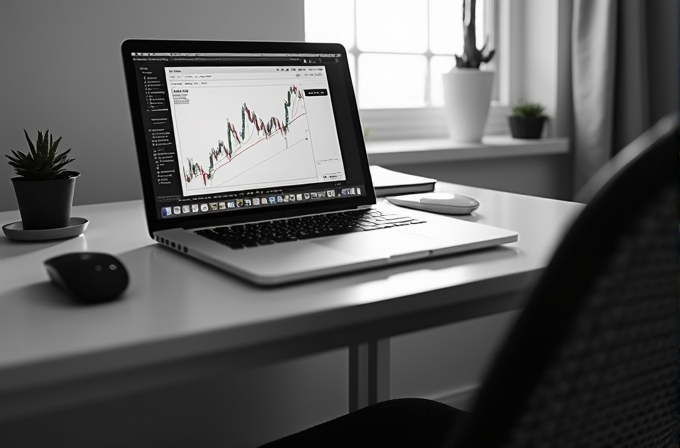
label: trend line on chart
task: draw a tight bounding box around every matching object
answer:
[183,86,305,186]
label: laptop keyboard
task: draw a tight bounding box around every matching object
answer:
[195,209,426,249]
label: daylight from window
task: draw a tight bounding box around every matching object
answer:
[305,0,486,109]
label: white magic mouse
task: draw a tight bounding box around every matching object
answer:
[386,192,480,215]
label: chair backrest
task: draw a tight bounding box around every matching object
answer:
[449,114,679,447]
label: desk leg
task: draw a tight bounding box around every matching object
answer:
[349,339,390,412]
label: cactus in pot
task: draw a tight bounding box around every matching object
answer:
[442,0,496,141]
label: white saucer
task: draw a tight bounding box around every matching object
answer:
[2,217,89,241]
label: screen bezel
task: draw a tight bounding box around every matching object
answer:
[121,39,376,235]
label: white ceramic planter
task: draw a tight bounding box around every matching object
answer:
[442,69,495,142]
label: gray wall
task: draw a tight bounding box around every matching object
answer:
[0,0,306,211]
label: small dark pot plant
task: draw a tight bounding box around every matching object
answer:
[6,130,79,230]
[508,102,547,139]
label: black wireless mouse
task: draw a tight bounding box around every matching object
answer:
[44,252,129,305]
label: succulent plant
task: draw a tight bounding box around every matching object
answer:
[510,102,547,119]
[6,130,75,180]
[455,0,495,69]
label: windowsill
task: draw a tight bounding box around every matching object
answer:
[366,136,570,166]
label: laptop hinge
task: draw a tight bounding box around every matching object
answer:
[358,204,373,210]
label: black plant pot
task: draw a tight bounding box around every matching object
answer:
[508,116,546,139]
[11,171,80,230]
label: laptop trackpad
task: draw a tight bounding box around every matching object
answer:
[311,229,438,258]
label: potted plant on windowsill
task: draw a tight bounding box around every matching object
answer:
[508,102,547,139]
[6,130,79,230]
[442,0,495,142]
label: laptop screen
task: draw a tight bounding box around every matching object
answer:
[123,43,373,227]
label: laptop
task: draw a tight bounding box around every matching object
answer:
[121,39,518,285]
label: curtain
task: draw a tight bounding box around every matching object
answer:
[571,0,661,194]
[571,0,618,193]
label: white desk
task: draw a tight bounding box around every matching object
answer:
[0,183,583,420]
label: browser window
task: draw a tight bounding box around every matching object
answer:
[128,51,370,221]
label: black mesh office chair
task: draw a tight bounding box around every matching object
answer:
[261,114,679,448]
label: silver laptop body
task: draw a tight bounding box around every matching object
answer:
[122,40,518,285]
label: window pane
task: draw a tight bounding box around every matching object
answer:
[356,0,427,53]
[304,0,354,50]
[430,0,486,55]
[429,0,460,55]
[358,54,427,109]
[430,56,456,106]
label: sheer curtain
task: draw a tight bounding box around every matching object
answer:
[571,0,675,194]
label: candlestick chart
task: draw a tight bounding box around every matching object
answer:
[175,84,317,195]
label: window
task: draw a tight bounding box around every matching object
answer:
[305,0,490,110]
[305,0,508,140]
